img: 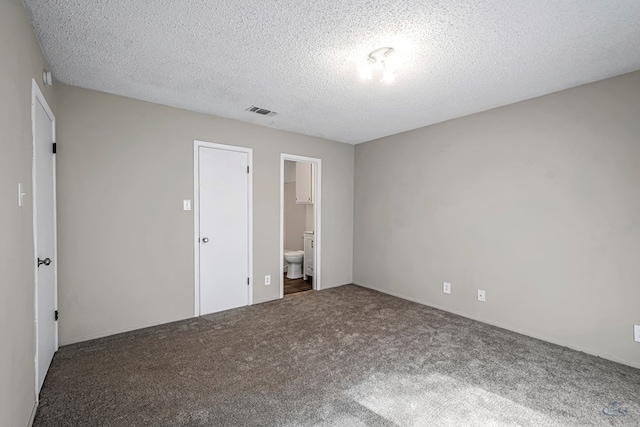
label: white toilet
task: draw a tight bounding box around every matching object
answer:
[284,250,304,279]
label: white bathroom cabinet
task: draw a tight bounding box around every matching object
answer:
[303,233,314,280]
[295,162,314,204]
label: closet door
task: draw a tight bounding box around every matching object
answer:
[198,145,249,315]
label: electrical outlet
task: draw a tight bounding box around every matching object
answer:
[443,282,451,294]
[477,290,486,302]
[183,200,191,211]
[265,275,271,286]
[634,325,640,343]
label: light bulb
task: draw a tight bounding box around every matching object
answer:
[381,69,396,84]
[359,64,373,80]
[382,56,400,73]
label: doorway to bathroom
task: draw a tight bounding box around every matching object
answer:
[280,154,321,297]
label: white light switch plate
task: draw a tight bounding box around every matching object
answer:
[634,325,640,343]
[443,282,451,294]
[18,183,25,207]
[478,290,486,302]
[183,200,191,211]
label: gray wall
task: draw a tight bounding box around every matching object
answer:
[0,0,55,425]
[54,85,354,345]
[354,71,640,369]
[283,160,306,251]
[284,183,306,251]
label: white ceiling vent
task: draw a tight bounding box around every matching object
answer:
[246,105,278,117]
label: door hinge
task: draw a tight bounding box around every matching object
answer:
[247,166,250,174]
[55,310,59,321]
[52,143,57,154]
[247,278,250,285]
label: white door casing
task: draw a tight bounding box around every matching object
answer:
[194,141,253,316]
[32,79,58,396]
[279,154,322,298]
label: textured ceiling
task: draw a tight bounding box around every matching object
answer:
[23,0,640,144]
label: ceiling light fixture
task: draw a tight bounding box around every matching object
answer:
[359,47,398,84]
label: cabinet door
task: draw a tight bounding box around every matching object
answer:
[304,235,314,277]
[296,162,313,204]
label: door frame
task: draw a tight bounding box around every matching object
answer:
[279,154,322,298]
[193,140,253,316]
[31,79,58,400]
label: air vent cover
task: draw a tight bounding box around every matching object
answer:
[246,105,278,117]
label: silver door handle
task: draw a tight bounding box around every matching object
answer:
[202,237,209,243]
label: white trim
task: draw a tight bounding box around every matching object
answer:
[31,79,57,402]
[353,281,640,370]
[28,401,38,427]
[193,140,253,317]
[193,143,200,315]
[32,79,55,121]
[280,154,322,298]
[60,318,191,345]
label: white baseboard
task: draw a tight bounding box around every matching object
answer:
[60,315,191,346]
[352,282,640,370]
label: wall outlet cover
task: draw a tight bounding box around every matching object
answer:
[478,290,486,302]
[634,325,640,343]
[183,199,191,211]
[443,282,451,294]
[265,275,271,286]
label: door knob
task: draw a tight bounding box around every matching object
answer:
[201,237,209,243]
[37,257,52,267]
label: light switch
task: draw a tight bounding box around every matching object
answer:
[18,183,25,207]
[183,200,191,211]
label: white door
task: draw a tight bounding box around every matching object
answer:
[33,82,57,394]
[198,145,250,315]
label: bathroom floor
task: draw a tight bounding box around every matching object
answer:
[283,273,312,295]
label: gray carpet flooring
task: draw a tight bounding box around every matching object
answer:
[34,285,640,426]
